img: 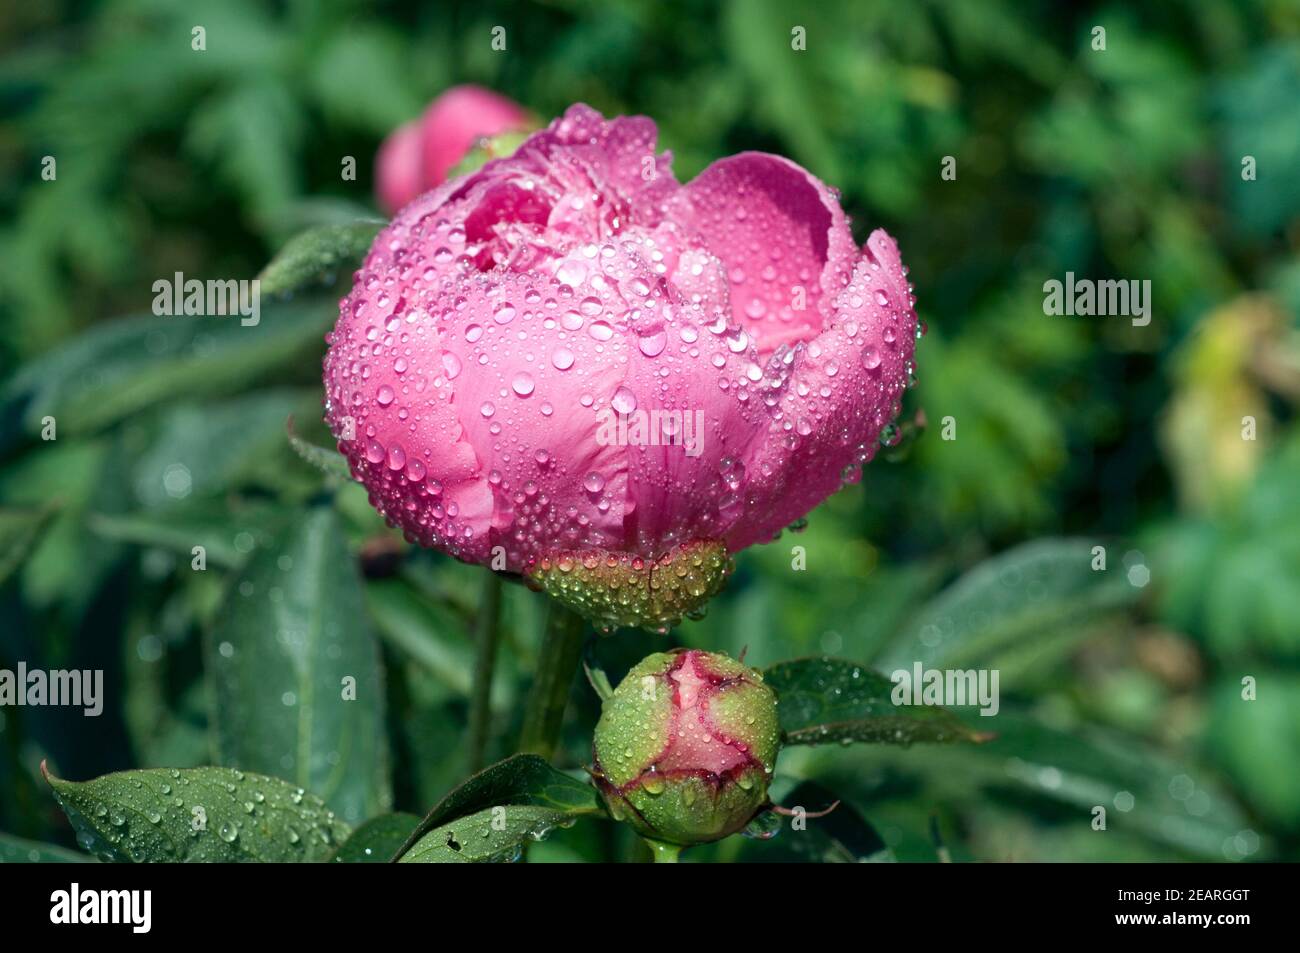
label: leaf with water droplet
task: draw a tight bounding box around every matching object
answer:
[895,709,1266,860]
[206,504,391,824]
[741,808,783,840]
[257,222,385,297]
[0,299,336,446]
[764,657,991,746]
[398,805,576,863]
[43,765,350,862]
[392,754,600,861]
[89,497,289,570]
[329,813,420,863]
[0,831,95,863]
[878,538,1139,677]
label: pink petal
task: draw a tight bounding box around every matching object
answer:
[725,229,917,551]
[670,152,857,356]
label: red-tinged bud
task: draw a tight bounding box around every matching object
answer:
[592,649,780,846]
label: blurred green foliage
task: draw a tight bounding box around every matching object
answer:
[1,0,1298,862]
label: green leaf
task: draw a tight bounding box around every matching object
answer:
[0,504,59,587]
[764,657,991,746]
[365,577,476,693]
[742,780,891,863]
[0,299,336,446]
[0,831,94,863]
[257,222,384,297]
[186,79,304,220]
[306,28,424,135]
[206,504,391,824]
[447,130,532,179]
[956,711,1263,860]
[394,754,600,861]
[43,765,350,862]
[399,805,580,863]
[879,538,1139,673]
[131,391,318,507]
[1206,674,1300,828]
[819,707,1265,861]
[89,498,288,569]
[329,813,420,863]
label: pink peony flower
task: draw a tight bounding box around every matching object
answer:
[327,105,919,629]
[375,85,530,214]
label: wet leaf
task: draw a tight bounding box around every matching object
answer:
[398,805,577,864]
[329,813,420,863]
[393,754,600,861]
[880,538,1139,672]
[206,505,390,824]
[0,300,336,445]
[44,765,350,862]
[89,498,289,569]
[764,657,990,746]
[0,831,94,863]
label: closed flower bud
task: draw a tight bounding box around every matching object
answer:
[376,85,530,213]
[592,649,780,846]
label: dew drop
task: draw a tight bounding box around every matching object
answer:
[512,372,535,397]
[611,386,637,414]
[638,331,667,357]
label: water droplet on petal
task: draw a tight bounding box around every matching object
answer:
[638,331,667,357]
[612,386,637,413]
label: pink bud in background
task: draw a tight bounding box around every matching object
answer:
[374,120,423,217]
[330,105,920,630]
[375,85,530,214]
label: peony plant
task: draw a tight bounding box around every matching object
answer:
[38,96,988,866]
[319,101,940,858]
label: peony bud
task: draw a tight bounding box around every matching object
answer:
[591,649,780,846]
[375,85,530,213]
[329,105,919,630]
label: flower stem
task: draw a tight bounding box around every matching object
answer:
[518,600,587,761]
[466,571,504,772]
[646,839,682,863]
